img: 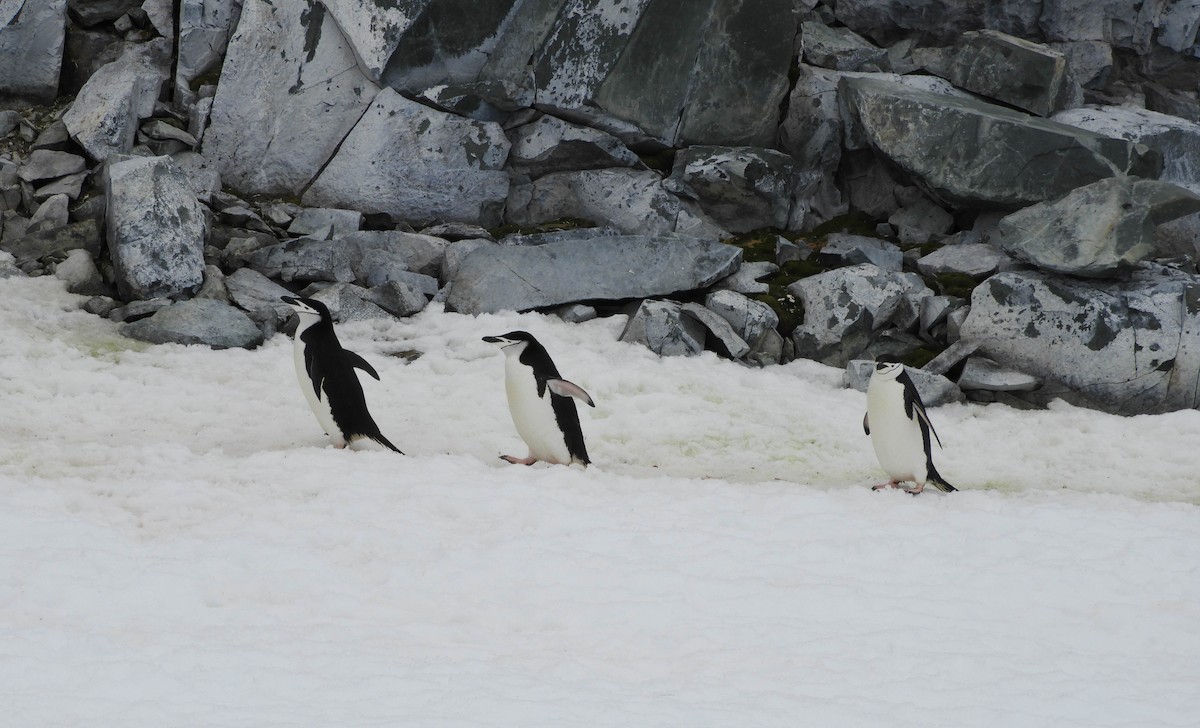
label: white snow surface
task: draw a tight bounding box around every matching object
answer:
[2,272,1199,726]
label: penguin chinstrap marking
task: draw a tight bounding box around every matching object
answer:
[280,296,403,454]
[863,361,955,494]
[483,331,594,467]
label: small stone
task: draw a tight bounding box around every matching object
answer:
[917,243,1011,280]
[365,280,428,318]
[83,296,118,316]
[556,303,597,324]
[110,297,173,322]
[288,207,364,237]
[712,261,778,295]
[34,171,89,201]
[53,248,110,296]
[888,197,954,245]
[140,119,197,146]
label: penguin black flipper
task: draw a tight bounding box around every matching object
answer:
[549,392,590,465]
[304,346,326,400]
[344,350,381,381]
[862,412,870,435]
[898,369,954,492]
[898,370,942,449]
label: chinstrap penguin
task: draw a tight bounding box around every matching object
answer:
[863,361,955,494]
[281,295,403,453]
[482,331,594,466]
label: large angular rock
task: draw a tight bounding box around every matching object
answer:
[800,20,887,71]
[844,77,1160,209]
[507,168,727,238]
[619,299,706,357]
[916,243,1011,280]
[376,0,524,92]
[681,302,750,359]
[17,150,86,183]
[445,232,742,315]
[922,30,1081,117]
[961,269,1200,414]
[122,298,264,349]
[1054,106,1200,194]
[62,39,171,161]
[996,177,1200,277]
[527,0,794,148]
[666,146,797,233]
[304,89,510,227]
[320,0,424,84]
[0,0,67,102]
[788,263,931,366]
[105,156,206,301]
[204,0,378,196]
[704,289,779,347]
[506,114,643,179]
[223,267,294,326]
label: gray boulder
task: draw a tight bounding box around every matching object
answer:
[788,263,931,366]
[845,360,965,406]
[704,289,779,348]
[171,151,221,203]
[959,268,1200,414]
[63,39,171,162]
[322,0,424,84]
[365,279,428,318]
[204,0,377,195]
[122,298,264,349]
[1053,106,1200,194]
[619,299,706,357]
[887,197,953,244]
[917,243,1012,280]
[681,302,750,359]
[53,248,110,296]
[507,168,727,238]
[244,237,362,284]
[666,146,797,233]
[310,282,392,322]
[441,237,494,283]
[922,30,1081,117]
[105,155,206,301]
[346,230,448,278]
[507,114,644,179]
[446,232,742,315]
[33,171,88,202]
[712,261,778,295]
[18,150,86,183]
[843,76,1160,208]
[800,20,888,71]
[303,89,510,227]
[0,0,66,102]
[817,234,903,271]
[223,267,294,326]
[996,177,1200,277]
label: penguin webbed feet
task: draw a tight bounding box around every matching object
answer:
[871,480,925,496]
[500,454,538,466]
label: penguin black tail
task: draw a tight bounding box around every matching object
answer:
[366,430,404,455]
[928,465,956,492]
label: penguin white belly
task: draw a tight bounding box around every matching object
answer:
[504,358,571,464]
[293,337,343,446]
[867,380,928,484]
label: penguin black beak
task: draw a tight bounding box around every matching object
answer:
[482,336,503,343]
[281,295,299,306]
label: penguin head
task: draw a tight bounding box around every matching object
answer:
[281,295,331,324]
[482,330,536,355]
[873,360,905,380]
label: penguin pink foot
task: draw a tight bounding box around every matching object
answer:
[871,481,899,491]
[500,454,538,465]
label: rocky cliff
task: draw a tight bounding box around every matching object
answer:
[2,0,1200,414]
